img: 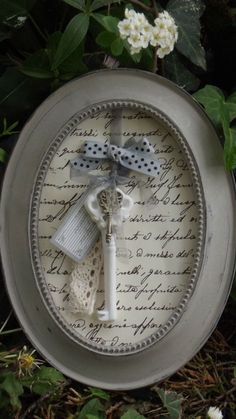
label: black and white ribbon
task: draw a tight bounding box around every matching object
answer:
[71,137,160,177]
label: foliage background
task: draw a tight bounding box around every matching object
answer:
[0,0,235,418]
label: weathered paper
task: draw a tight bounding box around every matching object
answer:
[38,109,199,350]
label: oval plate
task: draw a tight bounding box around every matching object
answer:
[1,69,235,390]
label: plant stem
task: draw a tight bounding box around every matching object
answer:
[0,310,12,333]
[28,13,47,42]
[129,0,153,13]
[152,47,158,73]
[0,327,22,336]
[153,0,159,16]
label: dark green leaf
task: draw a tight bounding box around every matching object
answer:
[91,0,122,11]
[0,372,23,409]
[111,37,123,55]
[226,92,236,122]
[22,366,65,396]
[193,85,225,127]
[121,408,146,419]
[157,388,182,419]
[21,50,53,79]
[0,148,7,162]
[77,398,105,419]
[62,0,86,11]
[0,68,49,122]
[167,0,206,70]
[52,14,89,69]
[0,0,36,21]
[0,31,10,42]
[223,123,236,170]
[96,30,117,47]
[88,387,110,400]
[95,15,119,33]
[58,43,88,80]
[46,32,62,66]
[164,50,200,92]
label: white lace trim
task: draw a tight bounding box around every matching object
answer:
[69,241,102,315]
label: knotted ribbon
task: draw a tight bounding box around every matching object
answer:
[71,137,160,178]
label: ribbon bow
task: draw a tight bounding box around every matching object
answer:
[71,137,160,178]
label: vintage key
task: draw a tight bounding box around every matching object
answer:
[85,185,133,321]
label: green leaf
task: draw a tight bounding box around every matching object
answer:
[223,124,236,170]
[95,14,119,33]
[77,398,105,419]
[0,372,23,409]
[46,32,63,67]
[22,366,65,396]
[193,85,226,127]
[167,0,206,70]
[0,31,10,42]
[0,68,49,122]
[88,387,110,400]
[0,0,36,21]
[63,0,86,11]
[90,0,122,11]
[0,148,7,162]
[58,44,88,80]
[157,388,182,419]
[121,408,146,419]
[96,31,117,47]
[21,50,53,79]
[52,13,89,69]
[164,50,200,92]
[226,92,236,122]
[111,37,123,55]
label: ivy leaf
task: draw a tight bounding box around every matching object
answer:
[157,388,182,419]
[90,0,122,11]
[96,31,117,47]
[120,408,146,419]
[0,372,23,409]
[167,0,206,70]
[222,122,236,170]
[62,0,86,11]
[21,50,53,79]
[193,85,225,127]
[77,398,105,419]
[87,387,110,400]
[193,85,236,170]
[111,37,123,56]
[164,50,200,92]
[52,13,89,70]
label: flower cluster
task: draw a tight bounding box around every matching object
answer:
[17,346,43,376]
[207,406,223,419]
[118,8,178,58]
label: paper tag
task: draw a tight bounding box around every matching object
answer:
[51,191,99,262]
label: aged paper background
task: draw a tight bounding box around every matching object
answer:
[38,109,199,350]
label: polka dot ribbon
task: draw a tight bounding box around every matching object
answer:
[71,137,160,177]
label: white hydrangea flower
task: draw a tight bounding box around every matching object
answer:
[207,406,223,419]
[118,8,178,58]
[118,19,133,39]
[151,10,178,58]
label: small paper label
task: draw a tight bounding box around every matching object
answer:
[51,192,99,262]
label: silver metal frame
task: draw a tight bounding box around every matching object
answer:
[1,69,235,389]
